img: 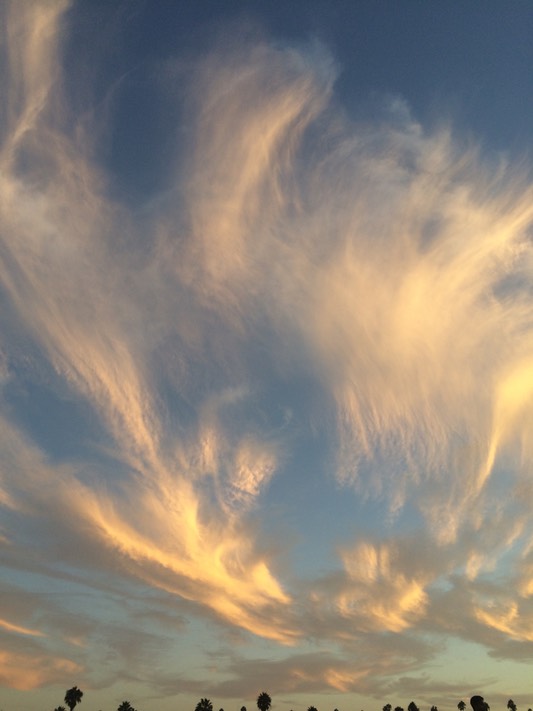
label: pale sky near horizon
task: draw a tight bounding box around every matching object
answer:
[1,2,533,711]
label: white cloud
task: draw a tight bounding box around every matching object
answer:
[1,0,533,702]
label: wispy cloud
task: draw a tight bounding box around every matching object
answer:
[1,0,533,702]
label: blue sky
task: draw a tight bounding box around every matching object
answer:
[1,2,533,711]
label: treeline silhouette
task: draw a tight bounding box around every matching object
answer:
[48,687,531,711]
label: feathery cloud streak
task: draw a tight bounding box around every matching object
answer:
[1,0,533,702]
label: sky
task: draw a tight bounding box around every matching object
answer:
[1,1,533,711]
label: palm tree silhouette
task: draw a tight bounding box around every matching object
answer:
[195,699,213,711]
[118,702,136,711]
[507,701,517,711]
[458,703,466,711]
[257,692,272,711]
[64,686,83,711]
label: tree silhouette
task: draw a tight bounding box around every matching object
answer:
[195,699,213,711]
[458,703,466,711]
[118,702,136,711]
[383,705,392,711]
[394,706,404,711]
[64,687,83,711]
[54,707,67,711]
[431,706,438,711]
[241,706,247,711]
[508,701,517,711]
[408,702,419,711]
[308,706,318,711]
[257,692,272,711]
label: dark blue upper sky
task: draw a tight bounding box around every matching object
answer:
[67,0,533,200]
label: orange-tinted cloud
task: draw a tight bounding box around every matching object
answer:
[1,0,533,702]
[0,649,82,690]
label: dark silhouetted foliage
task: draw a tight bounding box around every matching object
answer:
[118,702,136,711]
[257,692,272,711]
[195,699,213,711]
[64,687,83,711]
